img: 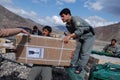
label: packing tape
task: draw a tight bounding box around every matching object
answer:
[16,44,74,51]
[17,57,70,63]
[58,41,64,65]
[25,36,29,63]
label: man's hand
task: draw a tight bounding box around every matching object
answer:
[63,33,76,43]
[63,35,71,43]
[21,29,30,36]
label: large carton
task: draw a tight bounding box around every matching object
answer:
[89,54,120,64]
[0,38,6,53]
[85,54,120,73]
[16,34,76,66]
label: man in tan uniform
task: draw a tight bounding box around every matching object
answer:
[0,28,29,37]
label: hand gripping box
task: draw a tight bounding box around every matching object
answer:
[16,34,76,66]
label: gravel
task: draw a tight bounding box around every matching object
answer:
[0,53,31,80]
[0,53,71,80]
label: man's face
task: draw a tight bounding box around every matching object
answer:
[60,14,70,23]
[42,29,50,36]
[111,40,116,46]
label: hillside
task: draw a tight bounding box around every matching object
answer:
[0,5,62,35]
[0,5,43,30]
[95,22,120,43]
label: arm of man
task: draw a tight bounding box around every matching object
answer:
[102,44,109,52]
[63,33,76,43]
[0,28,29,37]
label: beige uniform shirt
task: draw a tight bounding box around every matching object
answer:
[0,28,22,37]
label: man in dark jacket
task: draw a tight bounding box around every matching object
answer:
[32,25,42,35]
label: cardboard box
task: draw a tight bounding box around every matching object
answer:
[0,38,6,53]
[16,34,76,66]
[85,54,120,73]
[89,54,120,64]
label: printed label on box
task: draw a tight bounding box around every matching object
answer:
[26,47,44,58]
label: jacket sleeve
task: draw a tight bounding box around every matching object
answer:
[0,28,23,37]
[74,22,90,36]
[74,23,91,37]
[72,17,90,37]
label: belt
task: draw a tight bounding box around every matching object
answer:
[83,26,95,35]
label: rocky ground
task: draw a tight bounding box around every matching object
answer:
[0,53,71,80]
[0,53,31,80]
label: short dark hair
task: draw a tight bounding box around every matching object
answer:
[33,25,38,29]
[59,8,71,16]
[111,39,117,43]
[42,26,52,33]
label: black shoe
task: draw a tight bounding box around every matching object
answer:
[74,66,82,74]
